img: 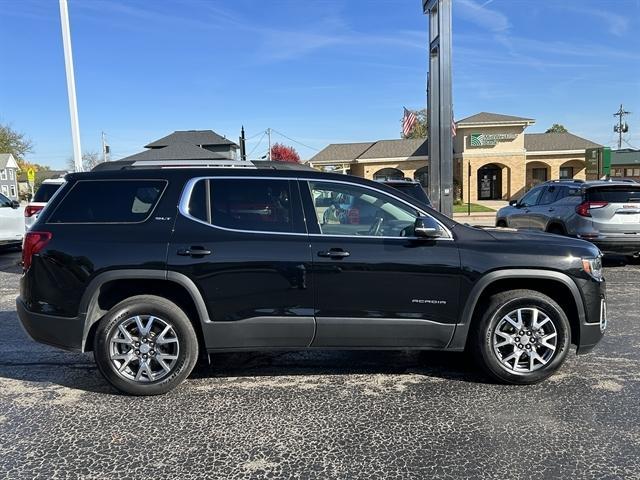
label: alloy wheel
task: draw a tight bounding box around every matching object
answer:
[108,315,180,382]
[492,307,558,373]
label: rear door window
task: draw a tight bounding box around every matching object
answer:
[33,182,63,203]
[186,178,306,234]
[48,180,166,223]
[587,187,640,203]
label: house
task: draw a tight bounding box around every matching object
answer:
[120,130,239,162]
[0,153,20,199]
[309,112,602,202]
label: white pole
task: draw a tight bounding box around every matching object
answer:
[267,128,272,161]
[59,0,83,172]
[101,131,108,162]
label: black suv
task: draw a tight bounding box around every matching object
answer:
[17,160,607,395]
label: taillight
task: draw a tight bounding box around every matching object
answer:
[22,231,52,270]
[575,201,608,217]
[24,205,44,218]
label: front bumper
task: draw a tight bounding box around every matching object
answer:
[16,298,84,352]
[576,279,607,354]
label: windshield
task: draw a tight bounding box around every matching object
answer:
[587,186,640,203]
[33,183,63,203]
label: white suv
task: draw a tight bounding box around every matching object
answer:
[25,178,66,230]
[0,193,24,247]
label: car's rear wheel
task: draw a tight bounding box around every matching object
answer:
[496,220,507,228]
[471,289,571,384]
[94,295,198,395]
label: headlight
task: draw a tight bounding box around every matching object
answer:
[582,256,603,281]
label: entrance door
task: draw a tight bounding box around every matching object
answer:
[477,165,502,200]
[301,179,461,349]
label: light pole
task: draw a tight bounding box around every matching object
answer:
[423,0,454,217]
[59,0,83,172]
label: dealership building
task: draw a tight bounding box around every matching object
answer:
[309,112,602,202]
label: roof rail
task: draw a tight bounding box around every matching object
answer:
[545,179,585,184]
[130,159,257,169]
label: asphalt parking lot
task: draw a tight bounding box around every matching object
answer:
[0,249,639,479]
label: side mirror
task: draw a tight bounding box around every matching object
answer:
[509,199,519,207]
[11,200,19,209]
[414,216,443,239]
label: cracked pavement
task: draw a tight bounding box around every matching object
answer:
[0,250,639,479]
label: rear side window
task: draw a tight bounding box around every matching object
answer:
[587,187,640,203]
[48,180,166,223]
[33,183,63,203]
[186,178,305,233]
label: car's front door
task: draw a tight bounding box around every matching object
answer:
[508,186,544,229]
[300,179,461,349]
[0,193,23,242]
[168,176,315,349]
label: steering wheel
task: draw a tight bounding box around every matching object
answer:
[367,216,384,236]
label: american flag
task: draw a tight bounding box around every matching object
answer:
[402,107,417,137]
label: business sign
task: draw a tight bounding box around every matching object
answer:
[586,147,612,179]
[470,132,517,147]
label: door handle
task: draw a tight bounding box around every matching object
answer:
[548,208,555,212]
[177,247,212,257]
[318,249,350,259]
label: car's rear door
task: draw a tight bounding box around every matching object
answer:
[300,178,460,349]
[586,185,640,235]
[167,175,315,350]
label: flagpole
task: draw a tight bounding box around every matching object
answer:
[59,0,83,172]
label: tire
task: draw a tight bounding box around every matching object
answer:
[496,220,507,228]
[94,295,199,395]
[470,289,571,384]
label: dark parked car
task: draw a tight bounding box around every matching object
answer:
[18,160,606,395]
[496,179,640,258]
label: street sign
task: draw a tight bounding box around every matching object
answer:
[27,168,36,183]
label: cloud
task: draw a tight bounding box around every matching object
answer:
[455,0,511,33]
[560,5,630,37]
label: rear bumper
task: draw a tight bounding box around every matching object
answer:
[16,298,84,352]
[578,235,640,255]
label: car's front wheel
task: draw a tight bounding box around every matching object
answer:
[471,289,571,384]
[94,295,199,395]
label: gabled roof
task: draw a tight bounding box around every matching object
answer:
[0,153,19,169]
[309,142,375,163]
[524,133,601,152]
[358,138,428,159]
[144,130,238,148]
[310,139,428,163]
[457,112,535,126]
[120,142,231,162]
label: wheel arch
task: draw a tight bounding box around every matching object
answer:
[79,270,209,352]
[448,269,584,351]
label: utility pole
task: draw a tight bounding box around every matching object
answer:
[267,128,272,161]
[423,0,454,218]
[613,104,630,150]
[239,126,247,161]
[101,131,110,162]
[59,0,83,172]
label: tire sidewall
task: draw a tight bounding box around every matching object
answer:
[478,294,570,384]
[94,297,198,395]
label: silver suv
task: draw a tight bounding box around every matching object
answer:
[496,179,640,257]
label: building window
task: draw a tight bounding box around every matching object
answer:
[531,167,548,185]
[1,185,8,196]
[9,169,14,180]
[0,170,6,181]
[9,185,16,198]
[634,168,640,177]
[559,167,573,179]
[625,168,634,177]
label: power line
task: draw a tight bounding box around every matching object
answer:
[247,131,266,158]
[270,129,320,152]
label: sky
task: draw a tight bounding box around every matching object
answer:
[1,0,639,169]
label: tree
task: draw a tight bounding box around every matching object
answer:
[67,151,103,171]
[270,143,300,163]
[402,108,428,139]
[0,123,34,162]
[545,123,568,133]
